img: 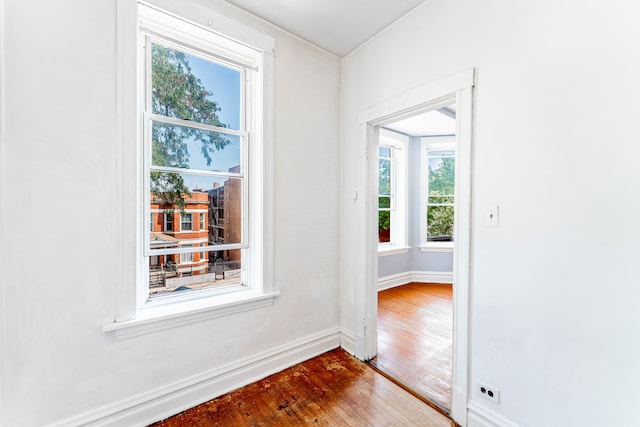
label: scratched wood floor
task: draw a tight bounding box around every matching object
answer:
[151,348,454,426]
[369,283,453,411]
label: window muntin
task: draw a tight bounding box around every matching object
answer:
[141,13,259,302]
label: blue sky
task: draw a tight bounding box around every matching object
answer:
[180,51,242,188]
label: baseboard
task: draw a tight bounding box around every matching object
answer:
[467,400,521,427]
[378,270,453,291]
[340,328,356,356]
[47,327,341,427]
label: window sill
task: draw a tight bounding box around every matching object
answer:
[103,290,280,340]
[419,243,453,253]
[378,245,410,257]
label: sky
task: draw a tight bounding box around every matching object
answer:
[174,50,243,190]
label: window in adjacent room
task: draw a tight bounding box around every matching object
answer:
[377,129,408,254]
[421,136,456,249]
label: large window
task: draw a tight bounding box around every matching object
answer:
[140,3,265,302]
[378,129,408,253]
[107,1,276,335]
[421,136,456,248]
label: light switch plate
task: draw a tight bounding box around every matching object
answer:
[485,206,499,226]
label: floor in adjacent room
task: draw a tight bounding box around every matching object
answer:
[151,348,454,426]
[369,283,453,411]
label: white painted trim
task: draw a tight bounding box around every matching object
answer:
[0,0,6,422]
[340,328,356,356]
[377,245,410,257]
[377,271,453,291]
[48,327,340,427]
[412,271,454,285]
[419,243,453,253]
[104,291,280,340]
[451,386,468,426]
[358,68,474,125]
[356,68,475,427]
[467,401,522,427]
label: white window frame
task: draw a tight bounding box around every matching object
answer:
[180,213,193,232]
[200,212,206,230]
[378,129,408,256]
[420,135,456,253]
[106,0,278,339]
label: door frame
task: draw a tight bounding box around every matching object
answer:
[355,68,474,425]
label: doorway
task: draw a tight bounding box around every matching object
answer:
[354,69,474,425]
[369,104,457,412]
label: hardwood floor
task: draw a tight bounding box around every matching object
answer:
[369,283,453,411]
[151,348,454,426]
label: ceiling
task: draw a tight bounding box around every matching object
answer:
[384,106,456,137]
[225,0,427,57]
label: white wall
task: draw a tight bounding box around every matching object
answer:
[341,0,640,425]
[0,0,341,425]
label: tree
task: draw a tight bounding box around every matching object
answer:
[427,157,455,239]
[150,44,231,211]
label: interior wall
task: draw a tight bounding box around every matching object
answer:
[341,0,640,425]
[0,0,341,425]
[378,134,453,278]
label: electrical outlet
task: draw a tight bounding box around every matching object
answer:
[477,383,500,404]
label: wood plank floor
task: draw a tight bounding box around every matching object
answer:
[151,348,454,426]
[369,283,453,411]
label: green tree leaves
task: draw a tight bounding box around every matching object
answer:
[427,156,455,240]
[150,43,231,211]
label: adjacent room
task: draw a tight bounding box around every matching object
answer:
[371,105,457,412]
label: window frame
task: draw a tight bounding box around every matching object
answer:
[377,129,409,256]
[106,0,278,339]
[420,135,456,252]
[164,211,173,232]
[180,213,193,232]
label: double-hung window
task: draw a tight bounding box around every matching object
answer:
[421,136,456,250]
[107,1,276,337]
[378,129,408,255]
[139,3,273,306]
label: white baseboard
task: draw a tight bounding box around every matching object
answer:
[378,270,453,291]
[467,400,521,427]
[340,328,356,356]
[47,327,341,427]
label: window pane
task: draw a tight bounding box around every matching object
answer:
[149,172,243,249]
[428,152,455,197]
[378,211,391,243]
[151,121,241,173]
[379,158,391,196]
[427,205,454,241]
[181,213,192,230]
[379,196,391,209]
[151,43,241,130]
[148,248,243,295]
[379,146,391,158]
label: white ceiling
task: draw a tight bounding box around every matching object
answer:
[225,0,427,57]
[384,106,456,137]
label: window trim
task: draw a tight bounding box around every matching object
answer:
[107,0,277,337]
[420,135,456,251]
